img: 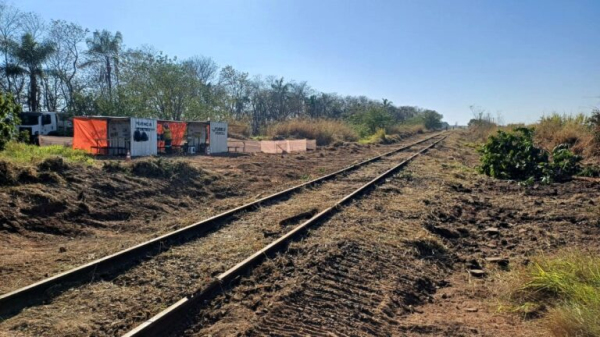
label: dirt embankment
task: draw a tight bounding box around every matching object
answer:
[0,158,223,236]
[181,131,599,337]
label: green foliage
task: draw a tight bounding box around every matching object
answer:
[359,128,387,144]
[350,106,393,137]
[579,165,600,177]
[506,251,600,337]
[0,141,93,164]
[478,128,549,180]
[478,127,581,183]
[0,92,22,151]
[421,109,443,130]
[551,144,582,181]
[9,34,56,112]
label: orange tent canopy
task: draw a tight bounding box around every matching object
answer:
[73,117,108,153]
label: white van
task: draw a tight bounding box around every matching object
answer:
[18,112,71,136]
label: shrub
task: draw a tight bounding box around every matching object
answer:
[478,128,549,180]
[227,120,252,139]
[478,127,581,183]
[551,144,583,180]
[349,107,393,137]
[0,92,21,151]
[267,119,358,146]
[387,123,425,136]
[505,251,600,337]
[535,113,595,156]
[360,128,387,144]
[421,110,443,130]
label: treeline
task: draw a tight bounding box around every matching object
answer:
[0,1,443,135]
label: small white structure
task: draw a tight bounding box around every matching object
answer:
[186,121,228,155]
[208,121,228,154]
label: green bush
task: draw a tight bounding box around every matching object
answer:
[478,127,581,183]
[0,92,21,151]
[551,144,582,181]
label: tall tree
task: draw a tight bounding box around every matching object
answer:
[9,33,55,112]
[83,29,122,101]
[182,56,218,84]
[0,1,22,94]
[46,20,87,111]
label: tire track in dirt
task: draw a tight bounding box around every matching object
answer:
[0,138,441,337]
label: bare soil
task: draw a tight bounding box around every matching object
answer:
[179,131,599,337]
[0,134,435,336]
[0,139,405,294]
[1,131,598,337]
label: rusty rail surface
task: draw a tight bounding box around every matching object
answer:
[123,136,446,337]
[0,133,443,319]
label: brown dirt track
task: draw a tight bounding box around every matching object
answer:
[1,131,598,337]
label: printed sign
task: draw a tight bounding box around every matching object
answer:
[130,118,157,156]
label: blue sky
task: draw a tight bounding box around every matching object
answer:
[15,0,600,124]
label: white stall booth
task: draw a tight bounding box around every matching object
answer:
[185,121,228,155]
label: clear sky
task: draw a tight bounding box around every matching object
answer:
[14,0,600,125]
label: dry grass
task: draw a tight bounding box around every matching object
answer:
[387,123,425,136]
[502,250,600,337]
[227,121,252,139]
[534,114,597,157]
[267,119,359,146]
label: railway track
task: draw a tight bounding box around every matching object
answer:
[121,135,446,337]
[0,134,441,326]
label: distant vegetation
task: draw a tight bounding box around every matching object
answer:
[504,251,600,337]
[0,92,21,151]
[267,119,358,146]
[0,1,443,141]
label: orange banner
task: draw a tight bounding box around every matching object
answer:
[73,118,108,154]
[157,121,187,148]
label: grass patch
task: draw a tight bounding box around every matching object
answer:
[504,251,600,336]
[0,142,93,165]
[267,119,359,146]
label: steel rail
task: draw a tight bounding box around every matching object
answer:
[0,133,443,318]
[123,136,446,337]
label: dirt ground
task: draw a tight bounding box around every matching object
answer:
[1,131,598,337]
[0,137,441,337]
[0,137,414,295]
[179,131,599,337]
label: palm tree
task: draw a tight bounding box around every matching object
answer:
[9,33,55,112]
[83,30,122,101]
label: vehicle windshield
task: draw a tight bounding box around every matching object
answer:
[19,114,40,126]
